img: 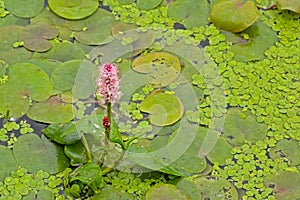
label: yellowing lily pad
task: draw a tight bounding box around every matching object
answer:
[140,91,184,126]
[20,23,58,52]
[137,0,163,10]
[48,0,99,20]
[146,184,189,200]
[27,95,77,123]
[13,134,70,174]
[210,0,259,33]
[277,0,300,13]
[5,0,44,18]
[132,51,181,88]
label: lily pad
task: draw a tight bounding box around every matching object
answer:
[223,108,267,146]
[137,0,163,10]
[140,91,184,126]
[5,0,44,18]
[132,51,181,88]
[0,146,18,181]
[264,171,300,200]
[145,184,189,200]
[0,26,32,65]
[229,22,278,61]
[206,137,232,165]
[0,14,28,27]
[92,186,136,200]
[20,23,58,52]
[13,134,70,174]
[277,0,300,13]
[48,0,99,20]
[27,95,77,123]
[210,0,259,33]
[168,0,210,29]
[28,59,62,77]
[176,178,202,200]
[269,139,300,166]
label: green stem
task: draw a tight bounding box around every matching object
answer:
[105,102,112,140]
[81,133,92,162]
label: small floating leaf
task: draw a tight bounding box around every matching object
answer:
[48,0,99,20]
[145,184,189,200]
[137,0,163,10]
[5,0,44,18]
[13,134,70,174]
[140,91,184,126]
[210,0,259,33]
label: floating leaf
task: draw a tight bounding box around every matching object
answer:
[229,22,278,61]
[20,23,58,52]
[0,146,18,181]
[111,22,139,41]
[269,139,300,166]
[27,95,77,123]
[92,186,136,200]
[264,171,300,200]
[276,0,300,13]
[0,26,32,65]
[168,0,210,29]
[206,137,232,165]
[48,0,99,20]
[145,184,189,200]
[13,134,70,174]
[176,178,202,200]
[28,59,62,77]
[0,14,28,27]
[132,51,181,88]
[223,108,267,146]
[210,0,259,33]
[5,0,44,18]
[137,0,163,10]
[140,91,184,126]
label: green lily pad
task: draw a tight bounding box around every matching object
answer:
[229,22,278,61]
[140,91,184,126]
[20,23,58,52]
[223,108,267,146]
[176,178,202,200]
[0,26,32,65]
[137,0,163,10]
[168,0,210,29]
[132,51,181,88]
[0,14,28,27]
[146,184,189,200]
[111,22,139,41]
[28,59,62,77]
[116,0,134,5]
[92,186,136,200]
[13,134,70,174]
[32,41,85,62]
[264,171,300,200]
[210,0,259,33]
[27,95,77,123]
[206,137,232,165]
[0,62,53,118]
[48,0,99,20]
[269,139,300,166]
[5,0,44,18]
[193,176,239,200]
[64,142,88,166]
[0,146,18,181]
[277,0,300,13]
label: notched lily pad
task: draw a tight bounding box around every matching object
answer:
[48,0,99,20]
[145,184,189,200]
[20,23,58,52]
[140,91,184,126]
[5,0,44,18]
[210,0,259,33]
[13,134,70,174]
[276,0,300,13]
[132,51,181,88]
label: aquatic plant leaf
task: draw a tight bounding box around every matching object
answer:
[20,23,58,52]
[36,189,55,199]
[223,108,267,146]
[137,0,163,10]
[269,139,300,166]
[230,22,278,61]
[0,146,18,181]
[0,26,32,65]
[42,123,81,145]
[140,91,184,126]
[32,41,85,62]
[64,142,88,166]
[176,178,202,200]
[264,171,300,200]
[111,22,139,41]
[276,0,300,13]
[145,184,189,200]
[48,0,99,20]
[0,14,28,27]
[69,162,102,191]
[28,59,62,77]
[116,0,134,5]
[5,0,44,18]
[206,137,232,165]
[132,51,181,88]
[110,116,125,148]
[92,186,136,200]
[210,0,259,33]
[13,134,70,174]
[168,0,210,29]
[27,95,76,123]
[193,176,238,199]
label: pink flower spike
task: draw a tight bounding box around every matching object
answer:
[102,116,110,129]
[96,63,122,104]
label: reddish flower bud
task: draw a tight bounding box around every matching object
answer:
[102,116,110,129]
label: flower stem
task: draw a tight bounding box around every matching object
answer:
[105,102,112,140]
[81,133,92,162]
